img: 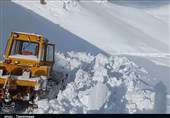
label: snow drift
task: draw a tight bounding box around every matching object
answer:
[25,52,156,114]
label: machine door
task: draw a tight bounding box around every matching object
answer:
[41,44,55,67]
[46,44,55,63]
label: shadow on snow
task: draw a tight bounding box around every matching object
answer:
[0,1,106,60]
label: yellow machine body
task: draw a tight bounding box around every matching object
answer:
[0,32,55,97]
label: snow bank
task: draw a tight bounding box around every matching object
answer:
[30,52,155,114]
[78,82,111,111]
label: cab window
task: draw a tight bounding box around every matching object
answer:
[11,40,39,56]
[46,44,55,62]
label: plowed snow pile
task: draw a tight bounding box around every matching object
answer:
[2,0,169,114]
[28,52,155,114]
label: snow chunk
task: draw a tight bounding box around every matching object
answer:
[33,99,49,114]
[78,82,111,111]
[67,52,95,64]
[74,69,93,90]
[125,89,155,113]
[107,77,122,87]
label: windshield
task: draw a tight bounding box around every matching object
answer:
[10,39,39,58]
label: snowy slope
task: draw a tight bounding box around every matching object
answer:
[111,0,170,24]
[144,4,170,24]
[0,0,169,114]
[12,0,169,54]
[11,0,170,68]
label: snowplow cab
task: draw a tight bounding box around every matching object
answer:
[0,32,55,111]
[2,32,55,77]
[0,32,55,77]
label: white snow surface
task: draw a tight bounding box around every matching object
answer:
[12,0,170,54]
[27,52,156,114]
[144,4,170,24]
[11,0,170,68]
[1,0,169,114]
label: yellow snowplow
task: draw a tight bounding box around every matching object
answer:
[0,32,55,113]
